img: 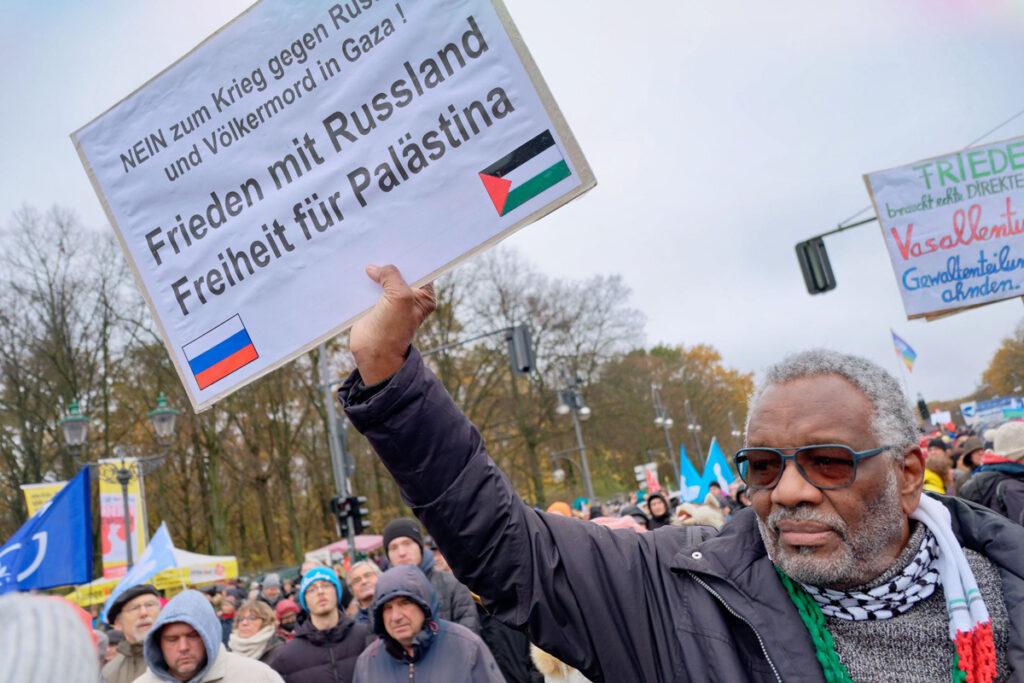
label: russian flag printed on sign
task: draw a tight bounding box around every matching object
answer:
[184,315,259,390]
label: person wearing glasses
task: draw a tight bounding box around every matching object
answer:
[229,599,284,664]
[346,560,383,625]
[338,265,1024,683]
[102,584,163,683]
[270,566,370,682]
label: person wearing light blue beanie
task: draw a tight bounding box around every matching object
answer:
[270,566,370,681]
[297,567,342,613]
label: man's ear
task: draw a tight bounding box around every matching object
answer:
[899,446,925,515]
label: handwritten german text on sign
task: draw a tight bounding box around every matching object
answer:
[864,136,1024,319]
[72,0,594,410]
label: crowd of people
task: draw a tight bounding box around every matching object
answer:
[3,266,1024,682]
[3,416,1023,683]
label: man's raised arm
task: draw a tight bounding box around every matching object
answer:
[339,266,682,682]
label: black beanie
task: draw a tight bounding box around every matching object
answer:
[106,584,161,625]
[382,518,423,556]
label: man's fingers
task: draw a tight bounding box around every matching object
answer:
[414,282,437,317]
[366,264,411,297]
[366,264,435,318]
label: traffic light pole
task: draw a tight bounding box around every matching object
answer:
[319,342,358,566]
[421,323,534,375]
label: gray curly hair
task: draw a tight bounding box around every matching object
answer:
[746,349,918,458]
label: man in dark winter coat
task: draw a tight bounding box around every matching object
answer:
[270,566,370,683]
[382,517,480,633]
[338,266,1024,683]
[353,565,503,682]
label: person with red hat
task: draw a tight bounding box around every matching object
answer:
[274,598,300,641]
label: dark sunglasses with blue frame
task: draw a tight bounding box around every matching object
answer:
[734,444,893,491]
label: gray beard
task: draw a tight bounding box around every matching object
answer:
[756,469,906,589]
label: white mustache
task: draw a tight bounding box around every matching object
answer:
[767,506,848,541]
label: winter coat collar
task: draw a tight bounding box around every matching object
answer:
[976,460,1024,475]
[117,638,144,658]
[293,613,355,646]
[382,619,439,663]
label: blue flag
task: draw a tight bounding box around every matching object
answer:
[678,444,703,502]
[0,468,92,594]
[102,522,177,623]
[677,439,737,503]
[700,438,736,499]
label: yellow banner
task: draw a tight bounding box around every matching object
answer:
[64,559,238,606]
[64,577,119,607]
[152,558,238,591]
[98,459,149,579]
[20,481,67,517]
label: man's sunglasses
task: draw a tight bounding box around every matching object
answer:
[734,444,893,491]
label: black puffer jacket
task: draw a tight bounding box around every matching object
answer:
[269,614,369,683]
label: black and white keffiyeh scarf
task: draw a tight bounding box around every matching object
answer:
[798,527,941,621]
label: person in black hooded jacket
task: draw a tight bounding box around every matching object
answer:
[645,492,673,530]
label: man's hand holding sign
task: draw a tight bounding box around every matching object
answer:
[350,265,435,385]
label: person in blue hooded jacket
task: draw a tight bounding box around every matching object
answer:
[135,589,283,683]
[354,565,504,682]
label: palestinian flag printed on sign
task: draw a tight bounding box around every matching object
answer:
[479,130,571,216]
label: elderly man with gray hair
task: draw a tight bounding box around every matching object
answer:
[337,265,1024,683]
[345,560,382,625]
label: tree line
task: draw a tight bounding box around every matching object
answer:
[0,207,757,572]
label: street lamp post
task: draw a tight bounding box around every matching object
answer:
[728,410,744,453]
[60,394,178,570]
[549,448,584,492]
[650,384,681,493]
[555,372,595,502]
[683,398,705,466]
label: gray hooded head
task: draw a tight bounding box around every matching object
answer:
[143,589,222,683]
[370,564,435,638]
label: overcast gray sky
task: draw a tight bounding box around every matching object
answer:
[2,0,1021,402]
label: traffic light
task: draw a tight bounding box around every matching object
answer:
[330,495,370,535]
[507,324,535,375]
[795,237,836,294]
[348,495,370,534]
[329,495,350,536]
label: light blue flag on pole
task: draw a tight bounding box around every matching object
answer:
[700,438,736,500]
[102,522,177,623]
[0,468,92,594]
[678,444,703,502]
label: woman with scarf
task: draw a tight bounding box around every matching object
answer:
[229,599,285,664]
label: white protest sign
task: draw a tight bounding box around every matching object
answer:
[864,136,1024,320]
[73,0,595,411]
